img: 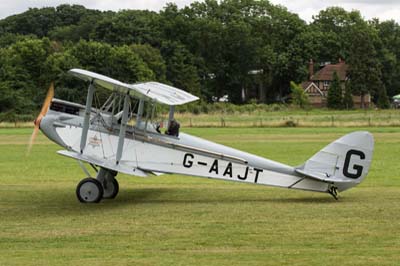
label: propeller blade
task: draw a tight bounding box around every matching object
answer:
[27,125,39,155]
[40,82,54,117]
[26,82,55,155]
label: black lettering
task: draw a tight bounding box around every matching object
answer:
[223,163,233,177]
[183,153,194,168]
[343,149,365,179]
[237,166,249,180]
[254,168,263,183]
[209,160,219,174]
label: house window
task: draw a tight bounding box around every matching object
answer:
[323,81,330,87]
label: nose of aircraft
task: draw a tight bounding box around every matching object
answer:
[37,114,67,148]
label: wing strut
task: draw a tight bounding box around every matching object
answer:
[80,81,95,153]
[116,92,130,164]
[136,99,144,126]
[168,106,175,124]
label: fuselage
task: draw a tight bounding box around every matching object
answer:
[40,99,330,193]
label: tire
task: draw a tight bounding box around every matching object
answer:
[103,178,119,199]
[76,177,104,203]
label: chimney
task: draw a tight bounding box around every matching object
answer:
[308,59,314,80]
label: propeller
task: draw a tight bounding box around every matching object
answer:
[27,82,54,155]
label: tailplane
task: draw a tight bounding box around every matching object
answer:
[296,131,374,193]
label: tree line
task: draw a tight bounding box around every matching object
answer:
[0,0,399,117]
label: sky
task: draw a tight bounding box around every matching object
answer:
[0,0,399,23]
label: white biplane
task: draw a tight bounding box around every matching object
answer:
[29,69,374,203]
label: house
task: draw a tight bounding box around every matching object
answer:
[301,59,371,108]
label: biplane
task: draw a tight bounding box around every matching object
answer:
[29,69,374,203]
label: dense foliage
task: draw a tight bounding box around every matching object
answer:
[327,71,342,109]
[290,81,309,109]
[0,1,399,117]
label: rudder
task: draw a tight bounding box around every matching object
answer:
[296,131,374,192]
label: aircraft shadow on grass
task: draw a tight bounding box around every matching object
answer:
[37,187,360,212]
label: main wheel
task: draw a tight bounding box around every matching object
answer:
[103,178,119,199]
[76,177,104,203]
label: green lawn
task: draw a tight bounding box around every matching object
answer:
[0,127,399,265]
[174,109,400,127]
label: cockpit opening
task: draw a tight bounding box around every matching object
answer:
[50,99,82,115]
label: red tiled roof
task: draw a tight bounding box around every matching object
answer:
[311,62,348,81]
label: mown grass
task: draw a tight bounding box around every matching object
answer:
[3,109,400,128]
[174,109,400,127]
[0,127,399,265]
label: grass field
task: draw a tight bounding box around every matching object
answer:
[3,109,400,128]
[0,127,399,265]
[174,109,400,127]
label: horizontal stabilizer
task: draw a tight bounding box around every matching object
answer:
[57,150,148,177]
[295,169,356,184]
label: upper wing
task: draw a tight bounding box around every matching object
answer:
[130,82,199,105]
[68,68,199,105]
[68,68,128,91]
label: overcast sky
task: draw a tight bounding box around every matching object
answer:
[0,0,399,23]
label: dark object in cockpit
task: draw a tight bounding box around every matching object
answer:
[166,119,180,137]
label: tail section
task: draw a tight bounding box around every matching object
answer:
[296,131,374,193]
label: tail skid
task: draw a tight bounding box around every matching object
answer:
[328,185,338,200]
[296,131,374,195]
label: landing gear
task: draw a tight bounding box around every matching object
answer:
[76,165,119,203]
[102,176,119,199]
[96,168,119,199]
[76,177,104,203]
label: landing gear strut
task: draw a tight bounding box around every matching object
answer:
[96,168,119,199]
[76,166,119,203]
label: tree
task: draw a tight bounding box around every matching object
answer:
[68,40,154,102]
[160,41,201,97]
[91,10,160,45]
[342,80,353,109]
[130,44,167,82]
[43,51,82,103]
[0,7,58,37]
[376,85,390,109]
[0,38,54,112]
[327,71,342,109]
[49,7,104,42]
[0,82,18,113]
[372,19,400,98]
[347,23,385,108]
[290,81,309,109]
[1,2,400,116]
[310,7,364,62]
